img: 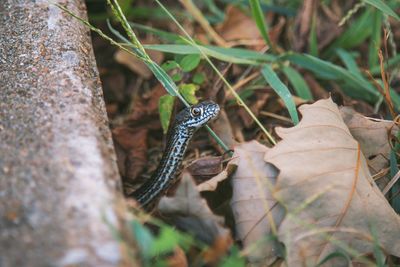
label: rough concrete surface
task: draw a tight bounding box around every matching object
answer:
[0,1,126,266]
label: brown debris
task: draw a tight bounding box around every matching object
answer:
[238,90,270,128]
[114,48,164,79]
[216,5,264,49]
[210,109,237,152]
[186,156,223,183]
[112,126,148,183]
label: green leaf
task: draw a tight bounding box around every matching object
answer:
[159,95,175,134]
[363,0,400,20]
[144,44,275,65]
[370,224,388,267]
[208,45,275,62]
[204,0,225,22]
[131,221,154,260]
[171,73,183,82]
[282,66,313,100]
[336,49,362,78]
[368,9,382,68]
[282,53,379,101]
[192,72,205,85]
[249,0,274,52]
[161,60,180,72]
[130,22,185,42]
[389,89,400,113]
[261,65,299,124]
[316,251,350,266]
[150,226,181,256]
[324,9,373,57]
[390,135,400,212]
[179,83,199,104]
[161,60,183,82]
[220,246,246,267]
[119,0,134,16]
[147,62,179,97]
[179,54,201,72]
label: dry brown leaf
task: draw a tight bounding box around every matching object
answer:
[230,141,284,264]
[340,107,398,176]
[197,157,238,192]
[238,92,270,128]
[158,172,232,263]
[187,156,223,183]
[128,83,166,126]
[216,5,263,48]
[112,126,148,182]
[114,48,163,79]
[166,247,188,267]
[210,109,237,152]
[303,73,329,99]
[265,98,400,266]
[292,0,342,52]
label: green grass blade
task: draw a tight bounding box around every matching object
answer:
[282,66,313,101]
[316,251,350,266]
[282,53,380,101]
[336,49,362,78]
[208,46,276,61]
[261,65,299,124]
[154,0,276,145]
[107,20,145,57]
[107,0,147,56]
[363,0,400,20]
[368,9,382,68]
[249,0,275,53]
[129,22,185,42]
[147,63,180,97]
[107,22,182,99]
[204,0,225,21]
[370,225,387,267]
[389,87,400,113]
[390,137,400,213]
[324,9,373,57]
[143,44,275,64]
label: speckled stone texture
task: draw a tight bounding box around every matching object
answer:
[0,1,125,266]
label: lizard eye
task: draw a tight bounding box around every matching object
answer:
[191,107,202,117]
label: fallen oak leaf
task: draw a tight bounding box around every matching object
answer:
[340,107,398,178]
[196,157,237,192]
[112,126,148,183]
[216,5,263,49]
[210,109,237,153]
[230,141,284,264]
[265,98,400,266]
[186,156,224,184]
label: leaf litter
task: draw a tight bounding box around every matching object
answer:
[86,2,400,265]
[265,98,400,265]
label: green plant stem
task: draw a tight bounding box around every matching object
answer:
[154,0,276,145]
